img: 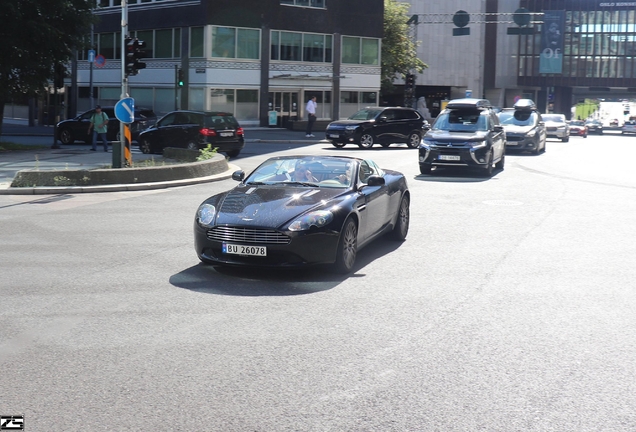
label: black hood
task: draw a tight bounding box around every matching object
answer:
[213,185,346,228]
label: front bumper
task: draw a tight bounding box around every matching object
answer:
[325,128,357,144]
[194,223,340,267]
[505,134,540,151]
[418,142,492,169]
[546,127,568,138]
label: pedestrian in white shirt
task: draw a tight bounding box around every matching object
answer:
[305,96,317,137]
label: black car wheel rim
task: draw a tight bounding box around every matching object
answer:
[407,133,420,148]
[141,139,151,154]
[359,134,374,148]
[342,221,357,269]
[397,197,409,237]
[60,129,72,144]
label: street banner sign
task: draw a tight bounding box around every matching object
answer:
[115,97,135,124]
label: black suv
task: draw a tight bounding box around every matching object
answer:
[56,106,157,145]
[137,110,244,158]
[497,99,547,154]
[418,98,506,177]
[325,106,428,149]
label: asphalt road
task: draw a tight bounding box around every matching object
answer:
[1,133,636,431]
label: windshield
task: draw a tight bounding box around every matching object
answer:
[498,111,538,127]
[433,110,489,132]
[245,156,356,188]
[348,109,383,121]
[542,115,564,123]
[570,121,585,126]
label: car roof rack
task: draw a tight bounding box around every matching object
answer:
[446,98,492,110]
[513,99,537,111]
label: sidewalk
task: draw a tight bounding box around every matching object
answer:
[0,118,328,194]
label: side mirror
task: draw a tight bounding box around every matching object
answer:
[376,116,387,123]
[366,175,385,187]
[231,170,245,182]
[493,125,504,132]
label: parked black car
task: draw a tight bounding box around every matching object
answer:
[497,99,547,154]
[418,98,506,177]
[56,106,157,145]
[138,110,244,158]
[325,107,428,149]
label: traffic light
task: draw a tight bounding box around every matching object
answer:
[54,63,66,88]
[125,36,147,77]
[177,68,184,87]
[405,73,416,88]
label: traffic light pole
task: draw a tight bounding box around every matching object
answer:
[115,0,129,169]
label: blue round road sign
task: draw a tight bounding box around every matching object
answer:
[115,97,135,124]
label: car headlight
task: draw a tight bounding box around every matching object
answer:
[526,129,536,137]
[470,141,487,149]
[420,139,435,149]
[345,125,358,131]
[197,203,216,227]
[288,210,333,232]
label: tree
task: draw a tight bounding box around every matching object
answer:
[382,0,427,97]
[0,0,95,137]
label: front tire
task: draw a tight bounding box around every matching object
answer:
[358,133,375,149]
[389,195,410,241]
[334,218,358,274]
[419,164,432,175]
[140,138,152,154]
[406,132,421,149]
[59,128,74,145]
[331,141,346,148]
[495,152,505,170]
[561,136,569,142]
[226,149,240,158]
[481,151,494,177]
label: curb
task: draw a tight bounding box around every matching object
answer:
[0,164,240,195]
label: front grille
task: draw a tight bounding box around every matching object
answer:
[207,226,291,244]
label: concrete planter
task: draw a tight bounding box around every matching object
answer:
[11,153,228,188]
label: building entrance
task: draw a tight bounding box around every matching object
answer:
[268,91,299,128]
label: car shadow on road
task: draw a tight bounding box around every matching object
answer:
[414,166,503,182]
[169,236,404,296]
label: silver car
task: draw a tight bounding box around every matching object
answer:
[542,114,570,142]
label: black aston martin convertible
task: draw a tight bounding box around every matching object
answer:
[194,155,410,273]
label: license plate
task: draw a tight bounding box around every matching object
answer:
[438,155,460,161]
[220,132,234,137]
[222,243,267,256]
[329,134,340,138]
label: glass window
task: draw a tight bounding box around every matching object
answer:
[212,27,236,58]
[361,38,379,65]
[236,89,259,121]
[99,33,115,59]
[190,27,204,58]
[280,32,302,61]
[174,29,181,58]
[325,35,333,62]
[136,30,154,58]
[189,88,205,111]
[303,33,325,62]
[237,28,260,59]
[361,92,377,104]
[271,31,280,60]
[342,36,360,64]
[155,29,173,58]
[210,89,235,113]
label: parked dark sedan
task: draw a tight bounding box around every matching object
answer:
[325,107,428,149]
[138,110,244,158]
[194,155,410,274]
[56,106,157,145]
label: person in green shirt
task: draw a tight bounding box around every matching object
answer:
[87,105,109,152]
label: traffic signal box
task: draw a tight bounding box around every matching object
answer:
[125,37,147,77]
[178,68,184,87]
